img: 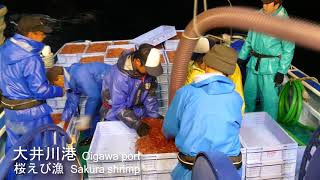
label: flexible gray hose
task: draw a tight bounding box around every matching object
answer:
[169,7,320,103]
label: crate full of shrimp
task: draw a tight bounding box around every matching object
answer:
[57,42,88,66]
[104,44,136,64]
[87,119,178,179]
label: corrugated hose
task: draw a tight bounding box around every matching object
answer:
[169,7,320,104]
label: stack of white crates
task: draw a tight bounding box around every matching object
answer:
[163,50,174,83]
[162,30,183,86]
[139,152,178,180]
[47,96,67,109]
[87,121,138,179]
[48,95,80,147]
[130,25,176,46]
[79,41,112,64]
[240,112,298,180]
[154,30,183,116]
[56,40,136,67]
[56,42,89,67]
[104,43,136,65]
[87,121,178,180]
[47,95,87,114]
[156,46,169,116]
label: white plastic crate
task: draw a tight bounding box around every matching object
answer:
[105,44,136,59]
[89,176,140,180]
[80,105,85,115]
[89,176,139,180]
[245,159,296,178]
[241,147,247,180]
[112,40,134,45]
[104,58,118,65]
[295,146,305,179]
[156,74,168,84]
[167,65,173,75]
[157,83,169,92]
[240,112,298,165]
[169,30,184,40]
[131,25,176,46]
[85,41,112,54]
[107,44,136,50]
[88,153,177,178]
[54,62,73,67]
[156,90,168,100]
[89,173,171,180]
[164,40,179,51]
[57,42,88,64]
[87,121,139,177]
[157,99,168,108]
[155,43,165,50]
[88,121,138,160]
[164,50,175,65]
[87,122,178,178]
[158,50,167,65]
[88,160,141,178]
[158,107,168,116]
[66,116,80,147]
[162,62,173,74]
[142,173,171,180]
[47,96,67,109]
[161,64,170,75]
[246,175,295,180]
[78,53,106,64]
[79,97,87,107]
[51,108,64,114]
[140,153,178,173]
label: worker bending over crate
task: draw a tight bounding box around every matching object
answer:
[100,43,164,137]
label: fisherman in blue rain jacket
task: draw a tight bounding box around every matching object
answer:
[163,45,243,180]
[0,15,64,180]
[101,43,163,136]
[46,62,112,146]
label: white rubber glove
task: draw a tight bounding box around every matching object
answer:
[75,116,91,131]
[41,45,54,68]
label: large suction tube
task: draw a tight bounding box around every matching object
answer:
[169,7,320,103]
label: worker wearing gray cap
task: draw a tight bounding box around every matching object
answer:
[163,45,243,180]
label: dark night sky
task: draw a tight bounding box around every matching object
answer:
[1,0,319,79]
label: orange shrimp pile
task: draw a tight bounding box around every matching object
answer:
[136,118,177,154]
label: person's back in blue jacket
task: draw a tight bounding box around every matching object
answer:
[0,16,63,179]
[163,45,243,180]
[47,62,111,145]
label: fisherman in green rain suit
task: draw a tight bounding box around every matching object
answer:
[237,0,295,120]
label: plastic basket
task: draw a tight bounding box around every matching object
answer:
[85,41,112,54]
[105,44,136,59]
[164,40,179,51]
[240,112,298,164]
[57,42,88,64]
[130,25,176,46]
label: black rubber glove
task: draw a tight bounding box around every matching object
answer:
[136,122,150,137]
[158,114,164,120]
[237,58,248,85]
[274,72,285,85]
[237,58,248,70]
